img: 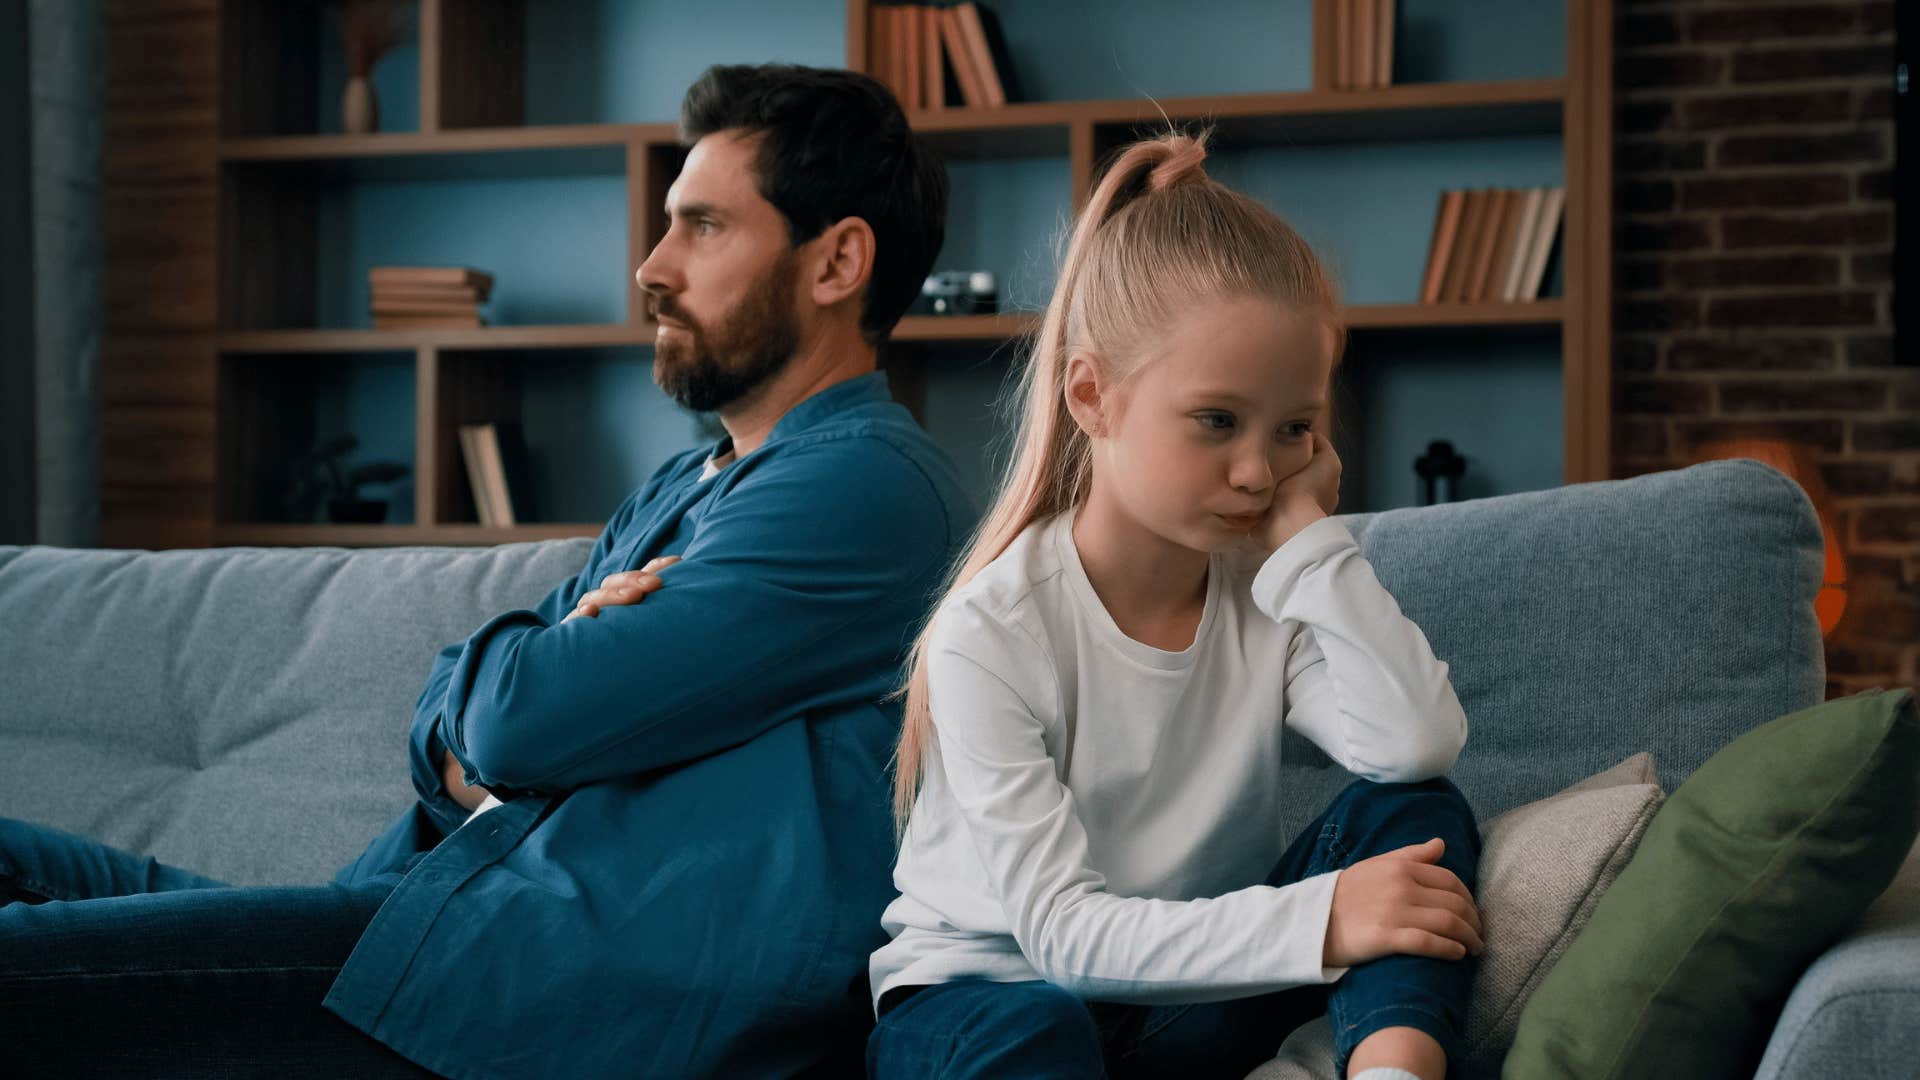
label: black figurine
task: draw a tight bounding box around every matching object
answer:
[1414,440,1466,506]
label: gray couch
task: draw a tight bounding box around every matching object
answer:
[1,459,1914,1078]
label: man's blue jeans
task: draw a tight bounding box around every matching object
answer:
[867,777,1482,1080]
[0,816,433,1078]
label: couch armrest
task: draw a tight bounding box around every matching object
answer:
[1755,836,1920,1079]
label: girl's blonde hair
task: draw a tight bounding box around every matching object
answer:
[891,129,1346,832]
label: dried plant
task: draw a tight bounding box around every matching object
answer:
[336,0,405,78]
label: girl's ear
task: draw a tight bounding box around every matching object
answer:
[1063,351,1109,438]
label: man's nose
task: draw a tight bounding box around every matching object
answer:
[636,237,680,298]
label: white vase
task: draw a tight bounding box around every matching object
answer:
[343,75,378,135]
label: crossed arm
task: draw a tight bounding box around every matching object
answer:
[437,554,681,812]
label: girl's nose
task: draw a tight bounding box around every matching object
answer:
[1230,449,1273,495]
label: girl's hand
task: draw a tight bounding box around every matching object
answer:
[1322,838,1484,968]
[564,556,680,622]
[1259,432,1342,551]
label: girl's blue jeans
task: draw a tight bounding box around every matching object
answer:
[0,814,432,1078]
[867,777,1482,1080]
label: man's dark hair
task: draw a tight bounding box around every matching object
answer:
[681,64,948,347]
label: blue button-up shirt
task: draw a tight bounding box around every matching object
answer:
[326,372,970,1078]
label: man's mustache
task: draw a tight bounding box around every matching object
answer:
[647,296,697,331]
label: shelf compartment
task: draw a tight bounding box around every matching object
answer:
[217,350,418,527]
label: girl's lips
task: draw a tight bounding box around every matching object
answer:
[1216,512,1264,530]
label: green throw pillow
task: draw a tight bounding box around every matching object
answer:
[1503,688,1920,1080]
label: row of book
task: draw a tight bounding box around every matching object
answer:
[370,266,493,329]
[870,3,1019,111]
[458,422,529,527]
[1328,0,1397,91]
[1419,187,1566,305]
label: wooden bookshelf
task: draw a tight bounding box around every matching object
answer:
[100,0,1612,548]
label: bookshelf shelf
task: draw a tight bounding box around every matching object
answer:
[911,78,1566,160]
[219,125,665,181]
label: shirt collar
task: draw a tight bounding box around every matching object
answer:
[765,371,892,444]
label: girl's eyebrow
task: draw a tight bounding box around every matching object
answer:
[1186,388,1327,413]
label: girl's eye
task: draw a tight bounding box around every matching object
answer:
[1281,422,1313,439]
[1194,412,1236,434]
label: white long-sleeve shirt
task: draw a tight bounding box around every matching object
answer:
[870,511,1467,1010]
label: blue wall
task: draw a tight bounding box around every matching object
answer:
[308,0,1570,521]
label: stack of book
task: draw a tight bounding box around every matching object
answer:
[457,422,531,527]
[870,3,1018,110]
[369,266,493,329]
[1419,187,1567,305]
[1327,0,1396,90]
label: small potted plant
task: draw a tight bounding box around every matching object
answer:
[284,435,411,524]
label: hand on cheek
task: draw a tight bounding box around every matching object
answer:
[1260,433,1341,551]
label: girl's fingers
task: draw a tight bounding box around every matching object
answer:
[1412,874,1482,933]
[1409,905,1483,955]
[1394,928,1469,961]
[1411,861,1476,906]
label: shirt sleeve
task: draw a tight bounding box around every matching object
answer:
[927,603,1349,1004]
[405,485,649,829]
[431,439,955,793]
[1252,516,1468,783]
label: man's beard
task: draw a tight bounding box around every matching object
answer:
[651,250,802,414]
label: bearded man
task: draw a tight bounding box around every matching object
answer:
[0,63,966,1079]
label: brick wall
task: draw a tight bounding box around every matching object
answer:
[1613,0,1916,696]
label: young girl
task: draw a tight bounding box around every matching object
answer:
[867,132,1483,1080]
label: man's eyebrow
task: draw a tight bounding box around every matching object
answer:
[665,201,724,221]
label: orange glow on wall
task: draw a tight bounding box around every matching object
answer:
[1690,439,1847,637]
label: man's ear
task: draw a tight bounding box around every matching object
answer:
[1062,351,1110,438]
[806,216,875,311]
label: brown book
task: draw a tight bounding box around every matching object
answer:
[368,266,493,291]
[1334,0,1352,89]
[1460,189,1510,303]
[898,5,920,110]
[1438,190,1484,303]
[869,4,887,90]
[1375,0,1395,87]
[1354,0,1375,89]
[940,7,988,107]
[954,4,1004,108]
[1420,190,1465,305]
[922,6,946,109]
[476,423,515,527]
[1517,186,1566,301]
[1475,189,1522,303]
[457,425,495,527]
[371,285,487,304]
[1500,188,1546,302]
[371,298,481,317]
[374,312,485,329]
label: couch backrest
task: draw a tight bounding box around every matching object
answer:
[0,538,595,884]
[1274,457,1827,840]
[0,459,1826,884]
